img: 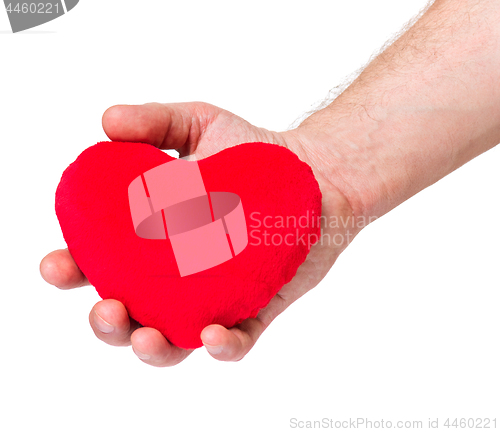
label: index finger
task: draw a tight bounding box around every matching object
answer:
[40,249,89,289]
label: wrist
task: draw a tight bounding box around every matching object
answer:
[280,125,369,256]
[288,106,388,222]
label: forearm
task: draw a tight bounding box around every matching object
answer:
[296,0,500,219]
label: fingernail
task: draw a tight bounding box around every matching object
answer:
[204,344,223,355]
[94,312,114,334]
[133,347,151,360]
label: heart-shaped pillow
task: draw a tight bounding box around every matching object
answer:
[56,141,321,348]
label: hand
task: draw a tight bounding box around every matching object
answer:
[40,102,361,366]
[40,0,500,367]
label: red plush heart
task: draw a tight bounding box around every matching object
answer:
[56,141,321,348]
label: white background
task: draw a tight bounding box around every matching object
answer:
[1,1,498,431]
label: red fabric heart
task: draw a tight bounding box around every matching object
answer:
[56,141,321,348]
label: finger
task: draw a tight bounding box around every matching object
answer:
[200,318,266,362]
[102,102,221,150]
[200,292,289,361]
[40,249,89,289]
[89,299,142,347]
[130,327,193,367]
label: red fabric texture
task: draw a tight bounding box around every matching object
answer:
[56,141,322,348]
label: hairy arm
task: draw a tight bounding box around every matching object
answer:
[40,0,500,365]
[296,0,500,219]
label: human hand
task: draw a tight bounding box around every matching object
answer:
[40,102,362,366]
[40,0,500,367]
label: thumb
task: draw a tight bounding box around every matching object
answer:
[102,102,223,152]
